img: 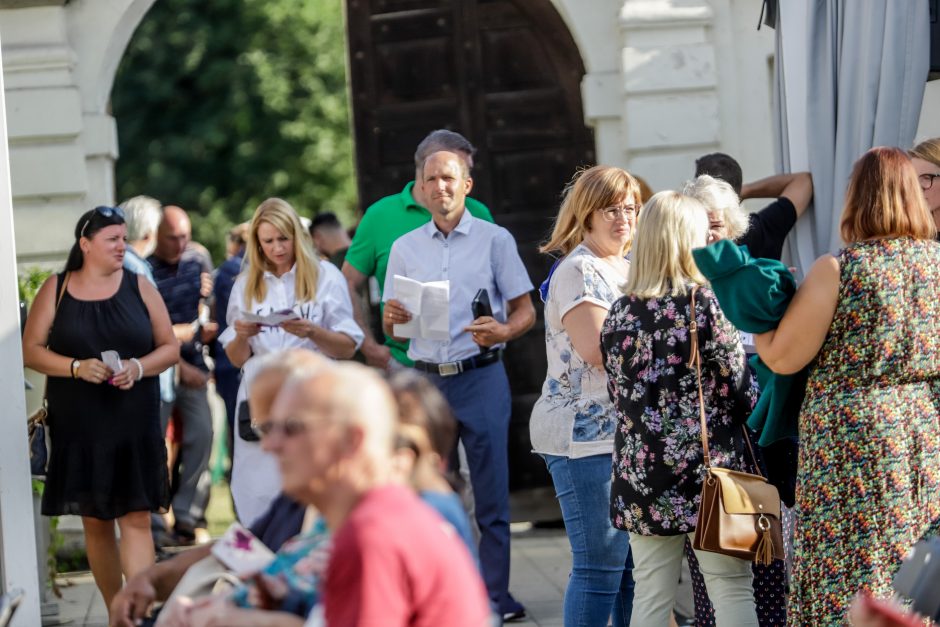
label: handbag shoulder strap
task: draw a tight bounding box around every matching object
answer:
[39,272,70,402]
[686,286,711,469]
[688,285,767,479]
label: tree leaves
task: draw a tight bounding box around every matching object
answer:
[112,0,356,263]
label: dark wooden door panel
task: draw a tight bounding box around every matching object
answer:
[347,0,594,511]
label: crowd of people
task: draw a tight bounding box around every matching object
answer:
[19,128,940,627]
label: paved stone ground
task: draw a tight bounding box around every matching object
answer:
[52,525,693,626]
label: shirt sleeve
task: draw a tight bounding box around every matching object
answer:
[219,274,246,348]
[738,198,797,260]
[382,241,406,302]
[492,228,534,301]
[344,209,378,276]
[317,262,365,349]
[553,254,613,321]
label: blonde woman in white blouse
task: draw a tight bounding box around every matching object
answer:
[221,198,363,524]
[530,166,640,627]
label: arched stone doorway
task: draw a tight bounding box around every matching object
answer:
[345,0,594,517]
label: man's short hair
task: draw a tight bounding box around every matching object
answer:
[414,130,476,171]
[694,152,743,196]
[310,212,343,234]
[119,195,162,245]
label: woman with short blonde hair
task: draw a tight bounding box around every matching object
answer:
[221,197,364,524]
[909,136,940,230]
[682,175,749,244]
[532,165,641,626]
[602,190,759,627]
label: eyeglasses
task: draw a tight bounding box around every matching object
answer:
[253,418,308,439]
[80,205,126,238]
[596,204,639,222]
[919,173,940,190]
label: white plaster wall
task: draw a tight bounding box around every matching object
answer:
[915,79,940,144]
[0,0,155,265]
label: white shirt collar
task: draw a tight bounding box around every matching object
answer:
[263,262,298,281]
[424,207,473,239]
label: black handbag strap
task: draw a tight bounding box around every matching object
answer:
[687,285,764,478]
[40,272,71,403]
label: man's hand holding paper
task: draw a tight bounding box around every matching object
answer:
[387,275,450,341]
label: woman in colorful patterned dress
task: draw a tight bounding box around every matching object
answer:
[530,165,640,626]
[755,146,940,625]
[601,191,759,626]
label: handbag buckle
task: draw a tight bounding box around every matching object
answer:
[757,513,771,532]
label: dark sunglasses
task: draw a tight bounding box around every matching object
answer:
[254,418,308,439]
[80,205,126,238]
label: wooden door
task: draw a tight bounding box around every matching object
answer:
[346,0,594,515]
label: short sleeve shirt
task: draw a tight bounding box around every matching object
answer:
[324,485,490,627]
[382,210,533,363]
[149,248,214,370]
[737,197,797,261]
[345,182,494,366]
[529,244,626,458]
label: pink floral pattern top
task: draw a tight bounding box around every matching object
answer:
[601,285,757,536]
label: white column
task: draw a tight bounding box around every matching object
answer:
[0,32,43,627]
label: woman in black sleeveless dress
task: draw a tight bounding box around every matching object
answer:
[23,206,178,615]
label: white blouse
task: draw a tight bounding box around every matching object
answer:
[219,260,363,525]
[529,244,626,459]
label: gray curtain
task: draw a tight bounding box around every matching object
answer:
[777,0,930,270]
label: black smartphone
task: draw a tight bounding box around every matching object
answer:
[894,537,940,620]
[471,289,492,319]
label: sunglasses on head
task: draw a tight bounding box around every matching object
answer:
[81,205,126,238]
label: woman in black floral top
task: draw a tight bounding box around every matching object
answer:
[601,191,759,626]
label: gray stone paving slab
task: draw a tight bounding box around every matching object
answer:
[55,525,695,627]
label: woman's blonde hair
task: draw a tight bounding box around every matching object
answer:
[840,147,934,243]
[909,137,940,169]
[682,175,749,240]
[243,198,321,305]
[540,165,641,256]
[624,191,709,299]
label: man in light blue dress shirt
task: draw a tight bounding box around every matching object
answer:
[383,150,536,618]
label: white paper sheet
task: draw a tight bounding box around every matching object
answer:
[392,275,450,341]
[239,309,301,326]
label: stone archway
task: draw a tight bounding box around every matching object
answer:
[0,0,156,264]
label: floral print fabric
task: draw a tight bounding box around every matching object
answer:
[789,238,940,625]
[601,286,757,536]
[530,244,626,458]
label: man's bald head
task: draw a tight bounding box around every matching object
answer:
[156,205,191,263]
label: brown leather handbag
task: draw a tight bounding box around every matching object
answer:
[687,287,784,565]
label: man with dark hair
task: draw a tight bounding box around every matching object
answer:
[342,129,495,370]
[694,152,814,260]
[309,211,351,269]
[695,152,744,195]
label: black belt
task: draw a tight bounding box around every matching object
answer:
[412,349,501,377]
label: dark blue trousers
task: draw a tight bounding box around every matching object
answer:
[425,361,512,611]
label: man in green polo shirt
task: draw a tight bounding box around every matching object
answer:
[342,130,494,368]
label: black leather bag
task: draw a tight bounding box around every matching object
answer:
[28,407,50,477]
[237,400,259,442]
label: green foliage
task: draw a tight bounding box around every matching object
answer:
[112,0,356,263]
[18,268,53,305]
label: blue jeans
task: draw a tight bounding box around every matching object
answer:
[544,453,634,627]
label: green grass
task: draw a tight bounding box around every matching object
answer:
[206,482,236,538]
